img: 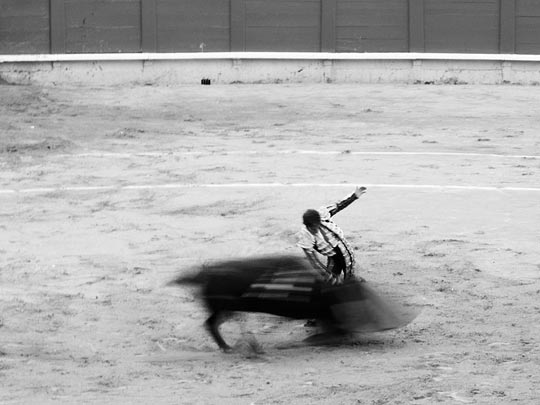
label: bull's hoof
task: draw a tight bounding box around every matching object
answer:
[233,335,265,356]
[220,344,233,353]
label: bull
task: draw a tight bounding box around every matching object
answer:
[170,255,415,352]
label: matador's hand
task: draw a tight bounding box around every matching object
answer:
[354,186,367,198]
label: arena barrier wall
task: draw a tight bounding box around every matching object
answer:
[2,52,540,85]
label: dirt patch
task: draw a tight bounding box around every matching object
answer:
[1,137,75,154]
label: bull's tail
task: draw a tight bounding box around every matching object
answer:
[168,273,201,286]
[167,266,212,286]
[167,263,233,287]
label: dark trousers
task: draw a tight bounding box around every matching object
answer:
[327,247,346,277]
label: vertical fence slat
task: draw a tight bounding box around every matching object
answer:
[50,0,65,53]
[321,0,336,52]
[231,0,245,51]
[408,0,425,52]
[141,0,157,52]
[500,0,515,53]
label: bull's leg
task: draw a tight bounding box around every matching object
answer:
[205,311,232,352]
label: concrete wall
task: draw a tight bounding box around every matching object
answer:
[2,53,540,85]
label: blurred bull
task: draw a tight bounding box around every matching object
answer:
[170,255,415,351]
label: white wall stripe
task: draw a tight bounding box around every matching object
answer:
[55,150,540,159]
[1,183,540,195]
[4,52,540,63]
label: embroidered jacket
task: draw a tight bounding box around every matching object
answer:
[296,192,358,275]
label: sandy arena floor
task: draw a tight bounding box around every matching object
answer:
[1,83,540,404]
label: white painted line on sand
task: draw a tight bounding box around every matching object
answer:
[1,183,540,195]
[56,150,540,159]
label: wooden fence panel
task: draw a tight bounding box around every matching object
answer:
[156,0,230,52]
[3,0,540,55]
[515,0,540,53]
[424,0,500,53]
[244,0,321,51]
[500,0,516,54]
[409,0,425,52]
[0,0,50,54]
[64,0,141,53]
[335,0,409,52]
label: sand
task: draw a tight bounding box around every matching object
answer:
[1,82,539,404]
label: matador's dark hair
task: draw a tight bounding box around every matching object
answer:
[302,209,321,226]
